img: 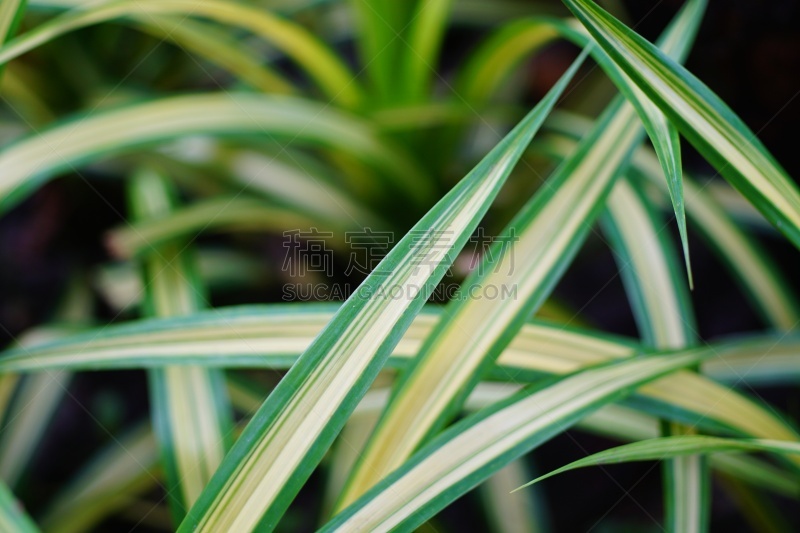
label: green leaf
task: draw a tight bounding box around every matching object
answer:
[340,92,640,510]
[456,17,562,104]
[602,169,704,531]
[0,93,430,215]
[0,0,25,82]
[401,0,454,102]
[176,53,580,531]
[0,0,25,46]
[129,168,233,521]
[3,305,798,437]
[107,197,319,259]
[517,435,800,490]
[131,15,294,94]
[0,371,70,487]
[349,0,414,104]
[538,113,800,330]
[322,350,710,531]
[338,2,706,501]
[561,0,800,250]
[0,0,362,106]
[0,482,38,533]
[603,178,695,348]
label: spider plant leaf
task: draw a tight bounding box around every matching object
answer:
[40,424,159,533]
[322,350,710,532]
[0,0,362,106]
[0,93,430,215]
[0,304,629,374]
[602,173,704,530]
[0,0,25,47]
[337,4,706,499]
[129,168,233,521]
[539,115,800,330]
[349,0,414,104]
[0,482,37,533]
[456,17,562,104]
[458,1,704,286]
[603,178,695,348]
[0,370,70,487]
[402,0,454,102]
[132,15,294,94]
[517,435,800,491]
[176,52,582,531]
[562,0,800,250]
[338,91,641,510]
[633,155,800,331]
[4,306,799,439]
[107,197,319,259]
[0,0,25,77]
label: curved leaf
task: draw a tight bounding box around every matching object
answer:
[518,435,800,490]
[562,0,800,249]
[0,93,430,215]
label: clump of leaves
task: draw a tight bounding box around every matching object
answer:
[0,0,798,532]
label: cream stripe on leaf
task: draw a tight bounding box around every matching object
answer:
[129,169,233,523]
[0,0,361,106]
[603,178,695,349]
[339,92,641,510]
[539,113,800,331]
[3,305,799,442]
[175,50,587,533]
[322,350,710,532]
[562,0,800,250]
[0,93,429,215]
[336,1,707,507]
[456,0,706,283]
[603,176,707,533]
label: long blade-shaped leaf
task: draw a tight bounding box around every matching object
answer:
[132,15,293,94]
[401,0,453,102]
[540,113,800,330]
[129,169,232,521]
[323,351,709,531]
[0,0,25,42]
[0,93,429,215]
[518,435,800,490]
[338,3,706,504]
[602,177,708,532]
[3,305,798,442]
[107,197,319,259]
[603,178,695,348]
[348,0,412,103]
[562,0,800,249]
[177,55,583,531]
[0,0,362,106]
[340,93,639,511]
[456,1,703,284]
[0,0,25,82]
[0,370,70,486]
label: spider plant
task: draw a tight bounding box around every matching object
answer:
[0,0,798,531]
